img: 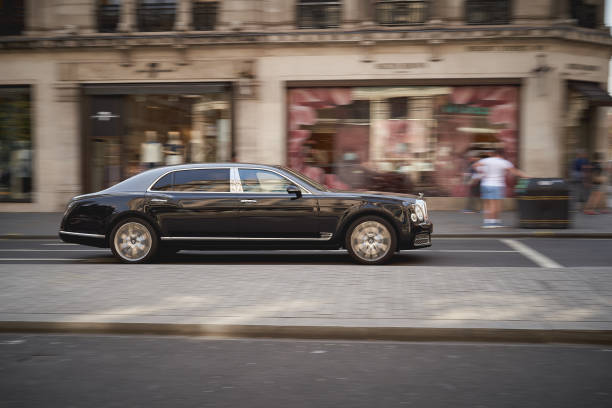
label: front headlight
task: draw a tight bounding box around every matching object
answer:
[414,204,424,222]
[416,199,428,220]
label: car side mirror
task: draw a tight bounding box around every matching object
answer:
[286,185,302,199]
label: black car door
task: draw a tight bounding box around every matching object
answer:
[237,168,320,239]
[146,168,240,238]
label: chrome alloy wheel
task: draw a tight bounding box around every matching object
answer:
[113,222,153,262]
[349,220,392,262]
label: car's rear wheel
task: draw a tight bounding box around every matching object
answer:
[110,218,158,263]
[346,216,396,265]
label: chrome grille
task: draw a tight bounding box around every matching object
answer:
[414,233,431,246]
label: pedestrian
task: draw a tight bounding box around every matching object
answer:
[474,148,528,228]
[583,152,609,215]
[570,149,590,209]
[463,152,482,213]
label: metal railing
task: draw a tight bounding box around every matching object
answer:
[465,0,511,25]
[137,1,177,32]
[97,2,120,33]
[376,1,428,25]
[0,0,25,36]
[296,1,342,29]
[193,1,218,31]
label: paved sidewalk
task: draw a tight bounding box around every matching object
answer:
[1,210,612,239]
[1,264,611,343]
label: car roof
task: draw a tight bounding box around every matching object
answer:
[102,163,287,193]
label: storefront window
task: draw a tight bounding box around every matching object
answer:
[0,86,32,202]
[288,85,519,197]
[85,85,232,192]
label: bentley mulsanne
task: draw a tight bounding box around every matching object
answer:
[59,163,432,264]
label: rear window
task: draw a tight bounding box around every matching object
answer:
[173,169,230,192]
[151,173,173,191]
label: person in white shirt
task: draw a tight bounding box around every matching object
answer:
[474,149,528,228]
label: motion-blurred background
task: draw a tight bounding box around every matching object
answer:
[0,0,611,211]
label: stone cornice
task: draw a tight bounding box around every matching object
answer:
[1,24,611,51]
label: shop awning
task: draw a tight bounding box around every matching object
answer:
[568,81,612,106]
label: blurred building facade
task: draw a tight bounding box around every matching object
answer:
[0,0,611,211]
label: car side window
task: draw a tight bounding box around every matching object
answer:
[151,172,173,191]
[173,169,231,192]
[238,169,294,193]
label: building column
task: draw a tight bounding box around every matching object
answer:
[555,0,571,21]
[174,0,193,30]
[343,0,362,27]
[118,0,136,32]
[428,0,445,23]
[520,72,564,177]
[596,0,606,29]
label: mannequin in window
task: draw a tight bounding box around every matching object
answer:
[140,130,163,169]
[164,131,185,165]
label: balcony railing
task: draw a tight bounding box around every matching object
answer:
[97,1,120,33]
[376,1,428,26]
[465,0,511,25]
[0,0,25,36]
[137,1,177,32]
[570,0,597,29]
[193,1,218,31]
[297,1,342,29]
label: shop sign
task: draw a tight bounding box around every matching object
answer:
[441,104,489,115]
[374,63,427,70]
[565,64,599,72]
[466,45,545,52]
[91,111,120,121]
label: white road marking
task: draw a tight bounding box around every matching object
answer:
[413,250,515,253]
[500,239,563,268]
[0,258,80,261]
[0,249,107,252]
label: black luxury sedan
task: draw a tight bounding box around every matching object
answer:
[59,163,432,264]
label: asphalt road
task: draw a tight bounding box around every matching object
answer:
[1,238,611,268]
[1,334,611,408]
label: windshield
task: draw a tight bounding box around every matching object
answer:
[277,166,329,192]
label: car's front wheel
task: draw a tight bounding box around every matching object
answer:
[346,216,396,265]
[110,218,158,263]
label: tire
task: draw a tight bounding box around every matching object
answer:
[110,218,158,264]
[345,216,397,265]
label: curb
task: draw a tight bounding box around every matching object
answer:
[2,322,612,345]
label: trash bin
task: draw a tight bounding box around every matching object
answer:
[515,178,571,229]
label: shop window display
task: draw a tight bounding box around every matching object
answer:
[87,91,231,192]
[0,86,32,202]
[287,85,518,197]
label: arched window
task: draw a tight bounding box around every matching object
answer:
[0,0,25,36]
[297,0,342,29]
[375,1,428,25]
[137,0,177,32]
[465,0,511,25]
[193,0,219,31]
[97,0,121,33]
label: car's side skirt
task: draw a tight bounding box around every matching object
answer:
[161,233,333,242]
[59,230,106,239]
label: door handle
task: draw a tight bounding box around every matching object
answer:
[150,198,168,203]
[240,199,257,203]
